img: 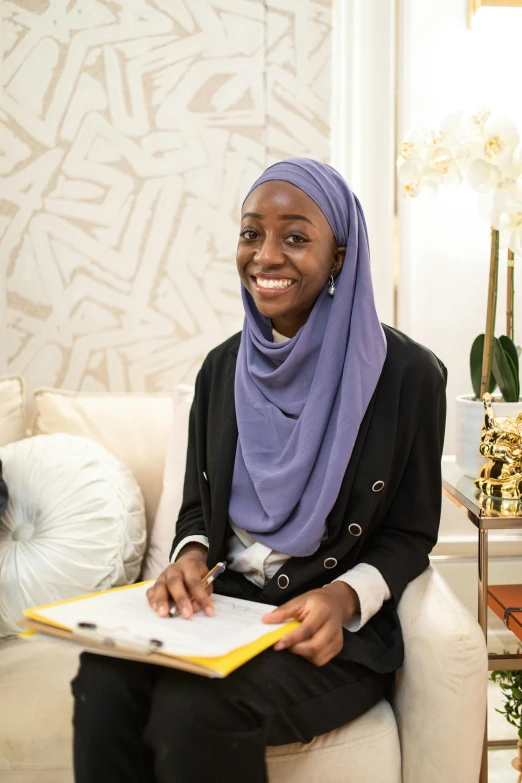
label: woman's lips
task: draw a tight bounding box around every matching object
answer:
[250,276,296,297]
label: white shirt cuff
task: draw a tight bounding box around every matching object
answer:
[333,563,391,632]
[170,535,209,564]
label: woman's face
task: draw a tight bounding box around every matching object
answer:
[236,180,345,337]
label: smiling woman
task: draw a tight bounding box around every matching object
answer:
[237,180,345,337]
[71,158,448,783]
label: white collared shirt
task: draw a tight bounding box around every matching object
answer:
[171,325,391,631]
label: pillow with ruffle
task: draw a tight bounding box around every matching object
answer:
[0,433,146,637]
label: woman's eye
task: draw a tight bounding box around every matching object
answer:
[240,229,258,240]
[288,234,306,244]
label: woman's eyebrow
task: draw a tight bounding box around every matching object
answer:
[280,213,315,226]
[241,211,315,227]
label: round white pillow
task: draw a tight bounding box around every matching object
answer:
[0,433,146,637]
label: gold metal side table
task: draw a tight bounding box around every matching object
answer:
[442,457,522,783]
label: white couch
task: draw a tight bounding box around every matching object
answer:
[0,384,488,783]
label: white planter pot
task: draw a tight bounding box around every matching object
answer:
[455,394,522,478]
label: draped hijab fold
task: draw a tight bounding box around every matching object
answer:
[228,159,387,557]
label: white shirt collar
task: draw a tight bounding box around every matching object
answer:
[271,325,290,343]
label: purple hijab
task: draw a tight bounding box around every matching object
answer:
[228,158,387,557]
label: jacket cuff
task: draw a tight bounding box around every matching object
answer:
[333,563,391,632]
[170,535,209,564]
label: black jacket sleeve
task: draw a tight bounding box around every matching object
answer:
[169,369,208,560]
[0,460,7,516]
[360,371,447,605]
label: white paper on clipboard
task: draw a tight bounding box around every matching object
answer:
[32,584,287,658]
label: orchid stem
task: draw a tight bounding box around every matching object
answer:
[480,228,499,399]
[507,249,515,342]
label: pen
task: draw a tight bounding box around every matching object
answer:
[168,561,227,617]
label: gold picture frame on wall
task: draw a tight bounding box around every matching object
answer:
[469,0,522,26]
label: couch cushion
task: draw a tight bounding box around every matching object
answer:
[394,566,487,783]
[0,434,146,637]
[0,376,26,447]
[0,637,401,783]
[33,389,172,533]
[267,698,401,782]
[142,384,194,579]
[0,636,79,783]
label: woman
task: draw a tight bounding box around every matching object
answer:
[72,159,447,783]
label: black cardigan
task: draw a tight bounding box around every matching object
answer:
[170,324,447,673]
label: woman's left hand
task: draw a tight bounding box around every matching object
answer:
[262,582,360,667]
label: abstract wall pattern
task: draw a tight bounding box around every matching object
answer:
[1,0,332,394]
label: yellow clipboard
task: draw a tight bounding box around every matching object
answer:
[18,581,299,678]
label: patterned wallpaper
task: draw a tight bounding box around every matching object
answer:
[1,0,332,394]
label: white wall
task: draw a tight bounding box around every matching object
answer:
[331,0,396,326]
[399,0,522,454]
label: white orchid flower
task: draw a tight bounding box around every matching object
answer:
[397,127,431,161]
[493,164,522,214]
[470,106,492,136]
[433,114,469,163]
[467,158,502,193]
[397,156,442,198]
[448,106,491,149]
[481,114,519,170]
[491,210,522,256]
[427,146,463,187]
[397,108,521,211]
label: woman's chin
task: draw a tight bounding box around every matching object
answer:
[256,302,286,320]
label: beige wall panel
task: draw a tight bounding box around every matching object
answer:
[266,0,332,164]
[1,0,332,394]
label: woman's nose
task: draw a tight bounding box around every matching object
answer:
[255,236,284,266]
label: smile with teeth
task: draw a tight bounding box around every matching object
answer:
[253,276,295,290]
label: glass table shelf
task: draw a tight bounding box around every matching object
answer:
[441,457,522,782]
[442,458,522,530]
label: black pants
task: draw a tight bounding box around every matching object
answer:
[72,574,394,783]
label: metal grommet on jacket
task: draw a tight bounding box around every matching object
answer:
[372,480,385,492]
[323,557,337,569]
[348,523,362,537]
[277,574,290,589]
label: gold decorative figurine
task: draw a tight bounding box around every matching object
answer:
[474,393,522,499]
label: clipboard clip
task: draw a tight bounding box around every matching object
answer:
[73,622,164,656]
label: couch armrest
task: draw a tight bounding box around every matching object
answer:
[393,567,487,783]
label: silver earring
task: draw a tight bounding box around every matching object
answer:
[327,275,336,297]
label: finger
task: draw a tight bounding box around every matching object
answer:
[289,626,339,663]
[302,644,339,668]
[166,573,193,619]
[190,581,215,614]
[185,578,215,617]
[273,618,319,651]
[262,598,303,624]
[293,640,341,667]
[146,576,169,613]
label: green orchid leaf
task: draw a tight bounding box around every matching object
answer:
[499,335,520,386]
[470,334,496,398]
[492,337,519,402]
[506,351,520,402]
[499,348,519,402]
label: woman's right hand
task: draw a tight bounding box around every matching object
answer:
[146,544,214,619]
